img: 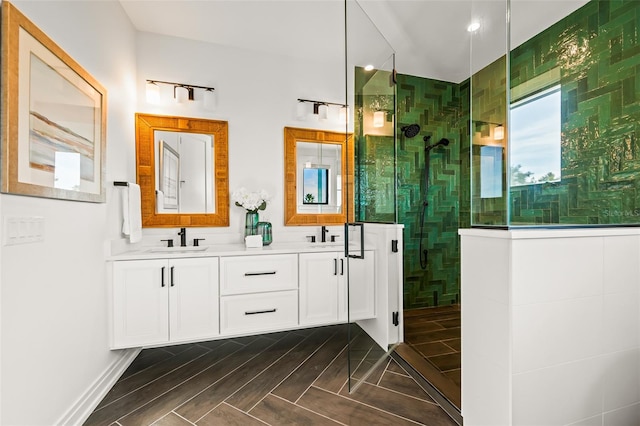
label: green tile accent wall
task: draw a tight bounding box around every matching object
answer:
[354,70,468,309]
[396,75,464,308]
[509,0,640,225]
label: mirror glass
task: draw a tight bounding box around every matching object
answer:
[297,141,342,213]
[284,127,353,226]
[135,113,229,228]
[155,130,215,214]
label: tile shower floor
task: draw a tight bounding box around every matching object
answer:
[85,324,457,426]
[402,305,461,407]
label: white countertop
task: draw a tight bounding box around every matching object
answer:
[107,242,371,261]
[459,226,640,239]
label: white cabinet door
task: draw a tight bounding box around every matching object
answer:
[112,259,169,348]
[299,252,339,325]
[169,257,219,342]
[344,251,375,321]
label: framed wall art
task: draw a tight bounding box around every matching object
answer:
[1,2,107,202]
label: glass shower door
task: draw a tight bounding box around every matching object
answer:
[345,0,400,392]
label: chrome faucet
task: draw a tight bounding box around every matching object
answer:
[178,227,187,247]
[321,226,328,243]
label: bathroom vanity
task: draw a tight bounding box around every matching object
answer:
[107,244,375,349]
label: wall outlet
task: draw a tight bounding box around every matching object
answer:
[3,216,45,245]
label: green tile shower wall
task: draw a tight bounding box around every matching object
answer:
[354,71,468,309]
[508,0,640,225]
[397,76,466,308]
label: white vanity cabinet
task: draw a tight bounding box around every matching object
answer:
[299,250,375,326]
[111,257,219,349]
[219,254,298,335]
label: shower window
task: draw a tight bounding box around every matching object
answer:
[510,85,561,187]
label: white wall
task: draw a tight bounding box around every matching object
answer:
[134,31,348,244]
[0,1,137,424]
[0,3,351,423]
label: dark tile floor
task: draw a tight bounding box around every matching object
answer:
[403,306,461,408]
[85,324,457,426]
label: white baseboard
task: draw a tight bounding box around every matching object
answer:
[56,348,141,426]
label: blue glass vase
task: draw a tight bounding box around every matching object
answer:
[257,221,273,245]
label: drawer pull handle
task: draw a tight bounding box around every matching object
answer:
[245,308,277,315]
[161,266,165,287]
[244,271,277,277]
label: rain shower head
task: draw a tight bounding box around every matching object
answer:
[401,124,421,138]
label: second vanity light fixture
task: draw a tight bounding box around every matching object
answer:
[146,79,216,108]
[297,98,349,124]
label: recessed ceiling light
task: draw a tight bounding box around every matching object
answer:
[364,64,374,71]
[467,22,480,32]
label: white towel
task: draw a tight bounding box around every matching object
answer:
[122,183,142,243]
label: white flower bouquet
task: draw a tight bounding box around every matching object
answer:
[232,187,270,213]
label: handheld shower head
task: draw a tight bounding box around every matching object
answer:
[401,124,421,139]
[425,138,451,151]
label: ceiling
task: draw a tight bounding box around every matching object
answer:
[119,0,590,83]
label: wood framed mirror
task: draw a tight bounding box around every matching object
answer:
[135,113,229,227]
[284,127,354,226]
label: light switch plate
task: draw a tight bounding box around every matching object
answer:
[3,216,45,245]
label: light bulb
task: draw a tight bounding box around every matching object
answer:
[146,81,160,104]
[174,86,189,104]
[318,104,329,121]
[467,22,480,32]
[373,111,385,128]
[296,101,308,120]
[339,106,349,124]
[204,89,215,110]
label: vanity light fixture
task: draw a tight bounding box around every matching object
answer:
[364,64,375,71]
[494,124,504,140]
[467,22,481,32]
[297,98,348,122]
[145,79,215,106]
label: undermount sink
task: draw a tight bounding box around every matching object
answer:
[147,246,209,253]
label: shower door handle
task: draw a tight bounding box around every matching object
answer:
[345,222,365,259]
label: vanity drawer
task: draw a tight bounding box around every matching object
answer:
[220,254,297,295]
[219,290,298,335]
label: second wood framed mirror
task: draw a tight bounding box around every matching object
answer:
[284,127,354,226]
